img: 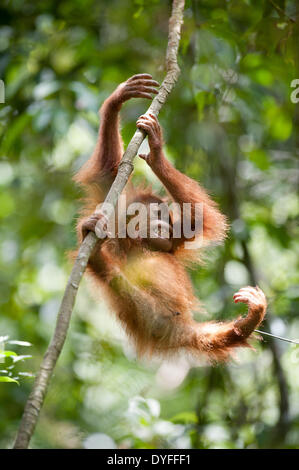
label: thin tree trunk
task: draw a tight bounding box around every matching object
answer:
[13,0,185,449]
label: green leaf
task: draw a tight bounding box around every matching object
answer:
[0,192,15,218]
[171,411,198,424]
[0,350,17,357]
[0,376,19,384]
[8,340,32,347]
[12,355,32,363]
[248,149,270,170]
[270,114,292,141]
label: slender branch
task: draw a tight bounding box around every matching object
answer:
[13,0,185,449]
[268,0,295,23]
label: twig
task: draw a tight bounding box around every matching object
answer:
[255,329,299,346]
[268,0,295,23]
[13,0,185,449]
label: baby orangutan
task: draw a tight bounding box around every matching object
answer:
[74,73,267,362]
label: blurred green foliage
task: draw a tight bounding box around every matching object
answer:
[0,336,33,384]
[0,0,299,449]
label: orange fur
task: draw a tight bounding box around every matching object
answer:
[74,76,267,362]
